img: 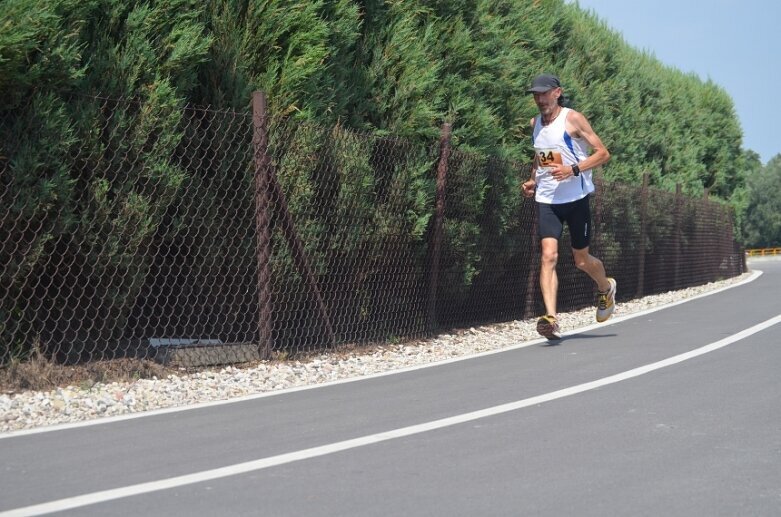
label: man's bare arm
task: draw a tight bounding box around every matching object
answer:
[567,110,610,171]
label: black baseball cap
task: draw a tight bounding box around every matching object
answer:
[527,74,561,93]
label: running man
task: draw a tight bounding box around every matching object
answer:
[521,74,616,339]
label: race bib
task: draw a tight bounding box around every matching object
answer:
[536,148,562,168]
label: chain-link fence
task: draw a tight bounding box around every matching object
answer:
[0,92,745,368]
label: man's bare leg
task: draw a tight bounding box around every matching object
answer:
[572,246,610,292]
[540,237,559,316]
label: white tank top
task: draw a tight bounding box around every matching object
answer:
[532,107,594,204]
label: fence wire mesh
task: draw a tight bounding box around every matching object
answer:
[1,93,745,369]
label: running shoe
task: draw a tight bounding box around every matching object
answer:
[536,314,561,340]
[596,278,617,322]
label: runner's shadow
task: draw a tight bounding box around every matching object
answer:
[540,333,617,346]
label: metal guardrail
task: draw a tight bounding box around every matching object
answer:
[746,248,781,257]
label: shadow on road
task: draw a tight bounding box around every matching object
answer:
[540,332,618,346]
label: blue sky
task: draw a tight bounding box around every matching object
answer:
[567,0,780,165]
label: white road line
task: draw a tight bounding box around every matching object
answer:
[3,312,780,517]
[0,269,763,440]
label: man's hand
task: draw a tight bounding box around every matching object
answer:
[522,179,536,198]
[548,163,574,181]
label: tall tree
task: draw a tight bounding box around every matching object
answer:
[741,154,781,247]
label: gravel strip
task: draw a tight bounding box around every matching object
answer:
[0,273,754,433]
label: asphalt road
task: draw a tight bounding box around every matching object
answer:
[2,260,780,516]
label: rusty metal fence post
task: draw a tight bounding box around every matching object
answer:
[271,170,337,346]
[252,92,336,350]
[673,183,683,288]
[593,173,604,275]
[252,91,273,359]
[636,172,649,297]
[427,123,451,332]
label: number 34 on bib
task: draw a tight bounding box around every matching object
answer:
[536,149,562,167]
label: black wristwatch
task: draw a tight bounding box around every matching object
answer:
[571,164,580,177]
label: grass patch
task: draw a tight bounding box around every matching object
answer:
[0,350,171,394]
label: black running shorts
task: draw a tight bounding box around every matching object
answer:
[536,195,592,250]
